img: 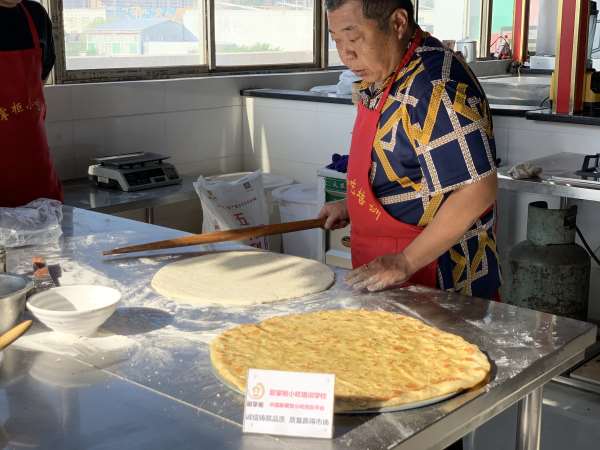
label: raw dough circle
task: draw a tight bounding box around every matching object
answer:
[151,251,335,306]
[210,310,491,412]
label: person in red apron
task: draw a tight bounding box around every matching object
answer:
[0,0,63,207]
[322,0,501,302]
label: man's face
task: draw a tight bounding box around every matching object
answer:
[328,0,402,83]
[0,0,22,7]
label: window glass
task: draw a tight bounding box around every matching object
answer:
[62,0,206,70]
[490,0,515,56]
[528,0,561,70]
[527,0,541,54]
[215,0,315,67]
[328,32,343,66]
[418,0,482,51]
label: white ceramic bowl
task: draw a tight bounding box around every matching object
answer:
[27,285,121,336]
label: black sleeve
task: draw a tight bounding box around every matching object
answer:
[24,1,55,80]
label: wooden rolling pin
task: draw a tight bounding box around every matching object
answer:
[103,217,327,256]
[0,320,32,351]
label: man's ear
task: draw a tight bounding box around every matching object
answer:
[389,9,410,41]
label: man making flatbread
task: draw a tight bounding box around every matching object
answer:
[319,0,501,300]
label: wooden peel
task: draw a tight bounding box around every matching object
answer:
[103,217,327,256]
[0,320,32,351]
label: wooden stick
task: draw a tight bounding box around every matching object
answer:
[103,217,327,256]
[0,320,32,351]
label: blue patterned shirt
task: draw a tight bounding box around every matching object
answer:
[359,33,502,299]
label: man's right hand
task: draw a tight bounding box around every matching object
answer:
[318,200,349,230]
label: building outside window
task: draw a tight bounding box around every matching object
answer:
[52,0,525,82]
[215,0,315,67]
[62,0,206,70]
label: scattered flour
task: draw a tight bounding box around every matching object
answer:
[15,326,139,365]
[58,260,118,288]
[138,258,161,266]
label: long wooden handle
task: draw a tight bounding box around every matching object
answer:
[0,320,32,351]
[103,217,327,256]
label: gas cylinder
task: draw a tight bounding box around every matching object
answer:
[507,201,590,320]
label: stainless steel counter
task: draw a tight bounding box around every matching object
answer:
[62,175,199,223]
[241,88,545,117]
[498,153,600,203]
[0,207,596,450]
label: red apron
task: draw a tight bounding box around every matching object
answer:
[347,29,438,288]
[0,3,63,207]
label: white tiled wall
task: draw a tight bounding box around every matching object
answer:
[44,71,341,181]
[243,98,600,321]
[493,116,572,256]
[44,71,340,232]
[242,97,356,184]
[493,116,600,321]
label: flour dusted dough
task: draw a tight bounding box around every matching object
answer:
[151,251,335,306]
[210,310,491,412]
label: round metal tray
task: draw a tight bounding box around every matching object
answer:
[337,390,462,414]
[211,365,461,414]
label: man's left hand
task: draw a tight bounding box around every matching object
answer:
[346,253,415,292]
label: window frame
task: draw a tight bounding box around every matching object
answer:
[50,0,326,83]
[480,0,494,57]
[47,0,507,84]
[416,0,495,58]
[209,0,324,73]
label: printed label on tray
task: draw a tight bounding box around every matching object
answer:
[242,369,335,439]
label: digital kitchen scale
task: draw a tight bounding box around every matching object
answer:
[88,152,182,192]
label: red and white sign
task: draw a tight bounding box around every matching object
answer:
[242,369,335,439]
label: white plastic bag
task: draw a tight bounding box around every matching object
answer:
[0,198,63,248]
[194,171,270,250]
[336,70,361,95]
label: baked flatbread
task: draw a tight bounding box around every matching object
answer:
[210,309,490,412]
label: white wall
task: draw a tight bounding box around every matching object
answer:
[43,71,340,232]
[242,97,357,184]
[494,116,600,322]
[243,97,600,322]
[45,71,340,181]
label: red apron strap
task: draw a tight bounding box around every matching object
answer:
[373,28,423,115]
[20,2,41,50]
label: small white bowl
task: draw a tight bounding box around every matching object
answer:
[27,285,121,336]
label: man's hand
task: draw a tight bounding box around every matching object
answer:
[318,200,349,230]
[346,253,416,292]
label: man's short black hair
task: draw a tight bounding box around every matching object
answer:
[325,0,415,30]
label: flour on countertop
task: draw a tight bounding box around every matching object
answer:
[58,260,119,288]
[14,325,139,364]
